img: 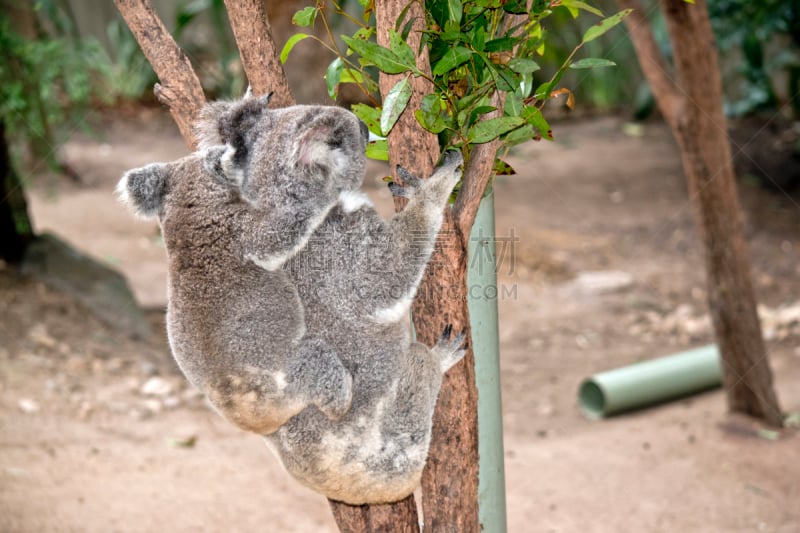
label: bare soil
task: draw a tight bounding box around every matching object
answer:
[1,111,798,532]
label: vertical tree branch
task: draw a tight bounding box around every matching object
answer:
[376,1,480,530]
[114,0,206,148]
[453,9,527,244]
[222,0,294,105]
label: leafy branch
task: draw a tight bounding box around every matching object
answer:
[282,0,629,174]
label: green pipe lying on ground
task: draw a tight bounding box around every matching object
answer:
[579,345,722,419]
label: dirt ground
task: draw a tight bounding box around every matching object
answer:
[1,110,798,532]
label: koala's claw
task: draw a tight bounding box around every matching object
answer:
[434,325,467,373]
[439,150,464,170]
[388,181,412,199]
[203,145,228,183]
[396,166,422,188]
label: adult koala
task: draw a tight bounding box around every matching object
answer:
[117,94,355,435]
[120,94,465,505]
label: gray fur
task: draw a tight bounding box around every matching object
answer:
[118,95,466,505]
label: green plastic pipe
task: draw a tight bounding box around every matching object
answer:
[467,191,508,532]
[579,344,722,419]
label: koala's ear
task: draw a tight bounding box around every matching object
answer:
[116,163,171,218]
[195,101,235,150]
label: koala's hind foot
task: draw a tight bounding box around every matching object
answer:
[289,339,354,420]
[433,324,467,373]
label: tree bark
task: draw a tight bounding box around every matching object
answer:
[114,0,207,148]
[374,1,482,530]
[619,0,783,426]
[222,0,294,105]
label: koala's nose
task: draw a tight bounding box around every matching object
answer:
[358,119,369,140]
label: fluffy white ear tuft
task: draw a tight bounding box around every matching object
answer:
[116,163,171,219]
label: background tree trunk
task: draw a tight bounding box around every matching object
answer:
[618,0,783,426]
[0,120,35,264]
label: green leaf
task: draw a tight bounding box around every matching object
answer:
[503,124,535,146]
[432,46,472,76]
[447,0,463,24]
[415,93,449,133]
[280,33,311,64]
[292,6,317,27]
[508,58,541,74]
[484,37,517,52]
[340,69,364,84]
[342,35,415,74]
[522,106,553,140]
[569,58,617,69]
[366,139,389,160]
[582,9,632,43]
[560,0,603,17]
[474,26,486,52]
[388,29,416,66]
[380,77,412,135]
[351,103,382,136]
[504,89,524,117]
[325,57,344,98]
[503,0,529,14]
[467,116,526,144]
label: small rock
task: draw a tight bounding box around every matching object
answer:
[28,324,57,349]
[78,401,93,420]
[139,361,159,377]
[140,376,173,397]
[570,271,634,295]
[536,402,555,417]
[143,398,163,414]
[129,406,152,420]
[163,396,181,409]
[18,398,40,413]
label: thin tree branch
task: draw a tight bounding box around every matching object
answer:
[617,0,682,129]
[114,0,206,148]
[222,0,294,106]
[452,7,528,243]
[452,93,503,246]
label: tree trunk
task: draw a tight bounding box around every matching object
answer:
[0,120,35,264]
[375,1,481,530]
[618,0,783,426]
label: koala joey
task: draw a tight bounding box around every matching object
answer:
[118,94,466,505]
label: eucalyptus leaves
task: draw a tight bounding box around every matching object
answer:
[282,1,630,165]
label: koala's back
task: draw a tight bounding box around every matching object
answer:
[158,156,307,433]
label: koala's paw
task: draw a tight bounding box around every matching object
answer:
[423,150,463,201]
[388,166,422,199]
[317,368,354,421]
[397,166,422,188]
[204,144,246,190]
[433,324,467,373]
[388,181,412,199]
[203,145,229,183]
